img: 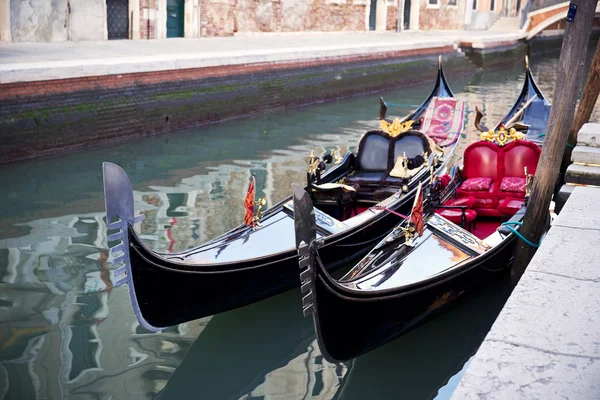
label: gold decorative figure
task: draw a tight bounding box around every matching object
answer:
[308,151,320,174]
[253,197,267,227]
[331,149,342,164]
[379,118,414,137]
[423,151,429,167]
[430,166,435,185]
[480,127,525,146]
[525,166,534,198]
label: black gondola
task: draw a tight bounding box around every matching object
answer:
[474,55,551,144]
[294,59,551,363]
[103,58,465,332]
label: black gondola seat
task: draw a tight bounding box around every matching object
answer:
[346,130,432,199]
[346,131,391,188]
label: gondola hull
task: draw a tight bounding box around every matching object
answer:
[126,197,413,328]
[308,231,516,362]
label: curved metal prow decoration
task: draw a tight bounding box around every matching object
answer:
[293,183,318,318]
[379,97,388,121]
[474,106,489,133]
[103,162,161,333]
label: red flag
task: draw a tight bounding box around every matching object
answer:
[244,176,255,227]
[411,182,424,236]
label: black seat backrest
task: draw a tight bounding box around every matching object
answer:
[392,131,432,163]
[357,132,390,172]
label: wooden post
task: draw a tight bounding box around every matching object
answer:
[561,39,600,177]
[512,0,599,281]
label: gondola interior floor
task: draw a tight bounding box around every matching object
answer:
[471,218,501,240]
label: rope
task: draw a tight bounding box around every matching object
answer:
[500,221,541,248]
[372,205,410,221]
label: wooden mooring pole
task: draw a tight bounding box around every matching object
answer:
[561,39,600,177]
[512,0,599,282]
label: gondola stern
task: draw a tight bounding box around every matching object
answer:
[103,162,163,333]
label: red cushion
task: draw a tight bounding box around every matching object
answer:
[460,177,492,191]
[457,182,499,209]
[498,197,525,216]
[445,196,476,208]
[500,177,526,193]
[435,208,477,225]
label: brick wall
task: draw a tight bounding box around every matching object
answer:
[140,0,158,39]
[200,0,368,36]
[0,46,467,164]
[420,0,465,30]
[387,5,398,31]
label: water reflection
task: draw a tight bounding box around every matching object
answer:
[2,41,599,400]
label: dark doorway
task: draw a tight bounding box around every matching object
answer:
[167,0,185,38]
[403,0,411,30]
[369,0,377,31]
[106,0,129,40]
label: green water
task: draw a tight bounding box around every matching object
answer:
[1,42,597,399]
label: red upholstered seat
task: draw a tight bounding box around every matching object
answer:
[435,208,477,226]
[497,140,541,200]
[445,196,476,208]
[498,197,525,216]
[457,141,502,216]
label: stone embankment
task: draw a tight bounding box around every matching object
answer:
[0,31,536,164]
[451,185,600,399]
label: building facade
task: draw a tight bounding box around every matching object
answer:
[0,0,500,43]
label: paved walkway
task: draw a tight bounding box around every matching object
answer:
[451,186,600,399]
[0,30,526,84]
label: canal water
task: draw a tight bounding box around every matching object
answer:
[1,41,599,400]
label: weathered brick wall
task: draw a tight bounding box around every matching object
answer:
[305,0,366,31]
[387,5,398,31]
[200,0,236,36]
[140,0,158,39]
[200,0,367,36]
[0,45,467,164]
[419,0,465,30]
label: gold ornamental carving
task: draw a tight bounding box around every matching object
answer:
[480,127,525,146]
[379,118,414,137]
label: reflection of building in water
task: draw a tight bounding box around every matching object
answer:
[135,127,365,253]
[0,212,210,400]
[0,121,369,399]
[239,340,348,400]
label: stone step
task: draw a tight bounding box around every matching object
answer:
[577,123,600,147]
[565,163,600,186]
[489,17,521,31]
[571,145,600,164]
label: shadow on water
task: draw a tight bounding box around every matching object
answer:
[156,277,512,400]
[334,278,513,400]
